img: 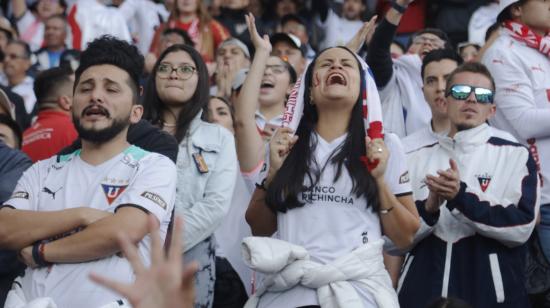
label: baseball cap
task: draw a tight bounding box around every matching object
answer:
[270,33,307,57]
[231,68,249,91]
[218,38,251,59]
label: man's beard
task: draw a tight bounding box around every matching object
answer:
[73,115,130,144]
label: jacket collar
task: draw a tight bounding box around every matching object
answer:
[439,123,491,153]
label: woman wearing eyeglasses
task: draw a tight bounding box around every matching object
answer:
[482,0,550,296]
[142,44,238,308]
[234,14,297,185]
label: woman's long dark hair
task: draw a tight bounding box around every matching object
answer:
[266,46,380,213]
[142,44,210,143]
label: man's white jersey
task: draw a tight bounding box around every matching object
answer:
[5,145,176,308]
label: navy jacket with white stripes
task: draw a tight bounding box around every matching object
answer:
[398,123,540,308]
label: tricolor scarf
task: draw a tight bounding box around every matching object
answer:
[503,20,550,59]
[282,50,384,170]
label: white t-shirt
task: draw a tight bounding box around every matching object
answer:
[5,145,176,308]
[258,132,410,307]
[317,9,364,50]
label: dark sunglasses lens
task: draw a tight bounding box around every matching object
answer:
[474,88,494,104]
[451,85,472,100]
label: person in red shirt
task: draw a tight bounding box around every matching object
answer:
[149,0,230,73]
[22,66,77,162]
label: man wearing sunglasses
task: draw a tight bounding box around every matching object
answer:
[397,62,540,308]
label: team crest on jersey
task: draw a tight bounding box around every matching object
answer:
[476,173,492,192]
[101,179,129,204]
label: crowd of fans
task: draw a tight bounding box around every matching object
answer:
[0,0,548,307]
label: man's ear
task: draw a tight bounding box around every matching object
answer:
[130,105,144,124]
[487,104,497,121]
[58,95,72,111]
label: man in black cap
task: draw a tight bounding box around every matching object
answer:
[270,32,307,75]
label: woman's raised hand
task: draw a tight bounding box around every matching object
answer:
[366,136,389,180]
[267,127,298,183]
[246,13,271,53]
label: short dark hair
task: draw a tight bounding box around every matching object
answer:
[34,66,73,106]
[45,14,67,25]
[162,28,194,47]
[410,28,453,50]
[497,0,527,23]
[0,113,22,149]
[8,40,32,59]
[74,35,144,101]
[445,62,496,93]
[421,49,463,79]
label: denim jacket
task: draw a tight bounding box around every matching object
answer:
[174,112,238,251]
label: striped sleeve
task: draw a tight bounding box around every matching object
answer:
[445,148,539,247]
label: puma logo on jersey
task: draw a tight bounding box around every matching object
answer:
[42,187,62,199]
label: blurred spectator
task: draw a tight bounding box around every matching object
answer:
[280,14,316,61]
[207,96,234,134]
[206,96,251,307]
[0,86,31,130]
[22,66,77,162]
[270,32,306,75]
[149,0,230,71]
[66,0,132,50]
[0,113,22,149]
[213,38,250,98]
[233,14,296,178]
[313,0,368,50]
[216,0,252,47]
[261,0,300,35]
[457,42,480,63]
[33,14,69,71]
[0,40,36,115]
[468,0,499,46]
[145,28,193,74]
[11,0,67,51]
[482,1,550,304]
[429,0,488,47]
[0,17,17,53]
[118,0,167,55]
[367,0,451,137]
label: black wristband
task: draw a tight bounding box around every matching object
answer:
[32,242,51,267]
[391,1,408,14]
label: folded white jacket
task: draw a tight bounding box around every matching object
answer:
[241,237,399,308]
